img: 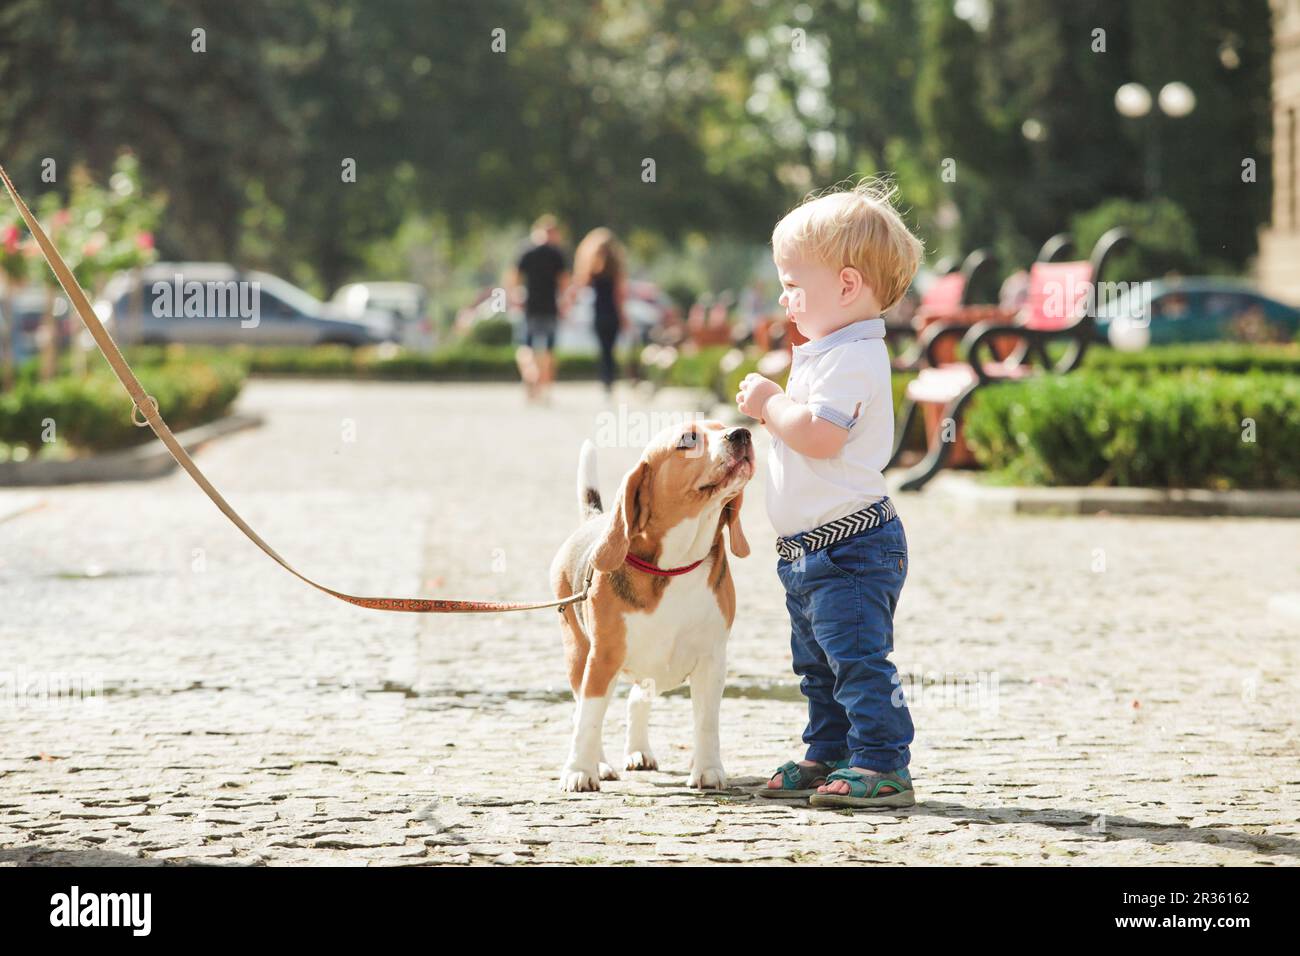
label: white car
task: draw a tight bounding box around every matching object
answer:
[331,281,430,347]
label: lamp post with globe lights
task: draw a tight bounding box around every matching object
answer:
[1114,81,1197,197]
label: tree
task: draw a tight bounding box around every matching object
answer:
[0,0,1274,293]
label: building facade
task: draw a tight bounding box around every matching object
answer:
[1258,0,1300,303]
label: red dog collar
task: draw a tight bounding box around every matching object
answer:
[623,553,706,576]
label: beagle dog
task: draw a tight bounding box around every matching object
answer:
[549,420,754,792]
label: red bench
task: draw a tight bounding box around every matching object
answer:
[891,248,999,370]
[886,228,1131,491]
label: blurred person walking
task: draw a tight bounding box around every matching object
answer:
[572,227,629,396]
[511,214,569,402]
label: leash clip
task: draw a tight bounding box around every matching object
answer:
[132,394,159,428]
[559,566,596,613]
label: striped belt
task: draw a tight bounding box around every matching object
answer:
[775,498,898,562]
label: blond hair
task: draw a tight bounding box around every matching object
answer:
[573,227,625,287]
[771,178,924,312]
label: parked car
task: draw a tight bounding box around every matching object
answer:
[330,281,430,347]
[96,262,388,348]
[1096,278,1300,350]
[1,286,77,363]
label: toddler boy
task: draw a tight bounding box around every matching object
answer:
[736,180,923,808]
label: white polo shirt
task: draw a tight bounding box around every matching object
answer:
[765,316,892,538]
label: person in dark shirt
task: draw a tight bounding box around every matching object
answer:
[572,227,629,396]
[510,215,569,402]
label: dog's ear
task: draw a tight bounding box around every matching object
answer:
[593,460,651,572]
[723,489,750,558]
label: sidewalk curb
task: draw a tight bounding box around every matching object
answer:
[914,472,1300,518]
[0,413,264,488]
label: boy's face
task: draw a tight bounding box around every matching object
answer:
[773,249,867,340]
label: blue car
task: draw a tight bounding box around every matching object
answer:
[1095,278,1300,350]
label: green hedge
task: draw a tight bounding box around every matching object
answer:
[467,316,515,347]
[1084,343,1300,376]
[639,345,733,392]
[719,352,760,404]
[964,370,1300,489]
[0,353,246,454]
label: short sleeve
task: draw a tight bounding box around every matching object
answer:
[806,343,878,431]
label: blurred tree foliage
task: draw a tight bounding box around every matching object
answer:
[1072,197,1199,282]
[915,0,1272,273]
[0,0,1274,294]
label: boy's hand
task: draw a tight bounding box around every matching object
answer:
[736,373,782,421]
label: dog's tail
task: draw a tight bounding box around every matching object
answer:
[577,439,603,520]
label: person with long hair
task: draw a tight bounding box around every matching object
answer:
[572,227,629,395]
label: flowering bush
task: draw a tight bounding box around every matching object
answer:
[2,152,162,291]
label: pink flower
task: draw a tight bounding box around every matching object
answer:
[2,225,18,255]
[135,231,154,251]
[52,209,71,227]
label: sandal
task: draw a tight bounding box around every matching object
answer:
[808,767,915,809]
[757,758,849,799]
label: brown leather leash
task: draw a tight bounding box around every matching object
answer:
[0,162,588,614]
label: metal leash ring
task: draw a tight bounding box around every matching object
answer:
[132,394,159,427]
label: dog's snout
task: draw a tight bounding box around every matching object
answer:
[725,427,752,447]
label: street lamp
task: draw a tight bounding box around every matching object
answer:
[1114,83,1152,119]
[1114,81,1196,195]
[1157,81,1196,119]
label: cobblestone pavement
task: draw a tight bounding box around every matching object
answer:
[1,379,1297,866]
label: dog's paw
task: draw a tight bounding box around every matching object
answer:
[598,761,620,781]
[687,765,727,790]
[625,750,658,771]
[624,750,658,771]
[560,767,601,792]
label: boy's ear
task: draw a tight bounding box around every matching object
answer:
[839,266,866,303]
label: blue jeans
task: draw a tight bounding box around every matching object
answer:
[776,515,913,773]
[518,313,557,352]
